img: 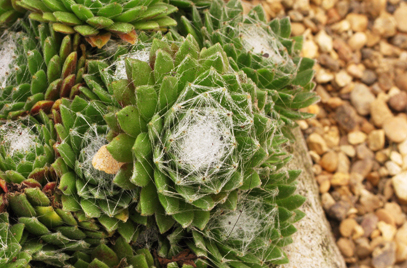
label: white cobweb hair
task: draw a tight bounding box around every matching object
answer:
[0,120,37,158]
[0,31,19,89]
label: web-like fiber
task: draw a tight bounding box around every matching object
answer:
[0,31,18,89]
[0,121,37,158]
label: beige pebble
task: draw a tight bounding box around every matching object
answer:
[377,221,397,241]
[348,131,367,145]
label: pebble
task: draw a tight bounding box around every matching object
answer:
[337,237,356,257]
[370,99,394,127]
[378,221,397,241]
[388,91,407,112]
[361,213,379,238]
[372,242,396,268]
[346,13,368,32]
[315,30,333,53]
[340,218,358,237]
[365,0,386,17]
[383,117,407,143]
[390,151,403,166]
[373,14,397,38]
[307,133,328,155]
[316,69,334,84]
[360,189,383,213]
[384,202,405,226]
[347,64,365,78]
[394,5,407,32]
[291,23,306,36]
[395,223,407,262]
[341,145,356,157]
[395,72,407,91]
[393,172,407,203]
[399,139,407,155]
[352,225,365,240]
[320,151,338,172]
[355,238,372,259]
[334,70,352,88]
[368,130,386,151]
[329,200,351,221]
[302,40,319,59]
[348,131,367,145]
[333,39,354,62]
[331,172,350,186]
[337,152,351,173]
[349,32,367,51]
[356,144,374,160]
[351,158,374,178]
[318,54,340,71]
[391,34,407,49]
[361,69,377,86]
[323,126,340,148]
[376,209,396,226]
[350,83,376,116]
[385,161,402,176]
[321,192,336,211]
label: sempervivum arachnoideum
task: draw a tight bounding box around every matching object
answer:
[178,0,319,128]
[0,18,87,120]
[10,0,178,48]
[52,95,142,244]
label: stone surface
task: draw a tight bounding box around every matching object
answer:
[376,208,396,226]
[393,172,407,203]
[384,202,406,226]
[315,30,333,52]
[383,117,407,143]
[350,83,376,115]
[331,172,350,186]
[377,221,397,241]
[361,213,379,238]
[307,133,328,155]
[385,161,402,176]
[361,69,377,86]
[329,200,351,221]
[335,70,352,88]
[360,189,383,213]
[394,5,407,32]
[339,218,358,237]
[368,130,386,151]
[355,238,372,259]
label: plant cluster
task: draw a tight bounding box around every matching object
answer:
[0,0,318,267]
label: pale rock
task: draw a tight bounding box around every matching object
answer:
[361,213,379,238]
[360,189,383,213]
[352,225,365,240]
[347,64,365,78]
[378,221,397,241]
[365,0,386,17]
[316,69,334,84]
[355,237,372,259]
[297,120,308,130]
[337,238,355,257]
[384,202,406,226]
[383,117,407,143]
[321,192,336,210]
[331,172,350,186]
[315,30,333,53]
[370,99,393,127]
[350,83,376,116]
[309,150,321,163]
[376,209,396,226]
[337,152,351,173]
[373,13,397,38]
[341,145,356,157]
[388,86,401,98]
[291,23,306,36]
[395,223,407,262]
[388,91,407,112]
[348,32,367,51]
[307,133,328,155]
[366,30,382,47]
[323,126,340,148]
[395,72,407,91]
[368,130,385,151]
[393,172,407,203]
[331,20,351,33]
[394,5,407,32]
[335,70,352,87]
[390,151,403,166]
[348,131,367,145]
[356,144,374,160]
[346,13,368,32]
[321,0,336,10]
[380,40,402,57]
[379,166,390,177]
[384,179,395,201]
[340,218,358,237]
[385,161,402,176]
[320,151,338,172]
[319,180,331,194]
[400,139,407,155]
[302,40,319,58]
[403,154,407,170]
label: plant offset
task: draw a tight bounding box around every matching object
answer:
[0,0,318,267]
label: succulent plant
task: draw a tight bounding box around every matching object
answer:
[6,0,179,48]
[0,19,86,120]
[0,0,26,27]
